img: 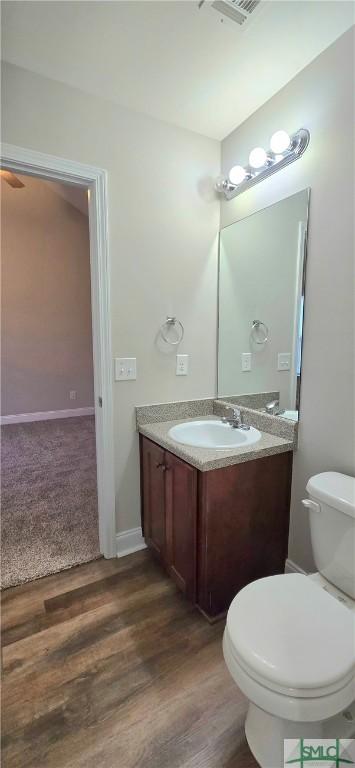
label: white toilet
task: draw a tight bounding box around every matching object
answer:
[223,471,355,768]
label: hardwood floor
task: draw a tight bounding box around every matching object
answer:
[1,550,258,768]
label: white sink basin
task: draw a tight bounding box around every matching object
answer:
[168,420,261,450]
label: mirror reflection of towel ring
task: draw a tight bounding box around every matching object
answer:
[251,320,269,344]
[160,316,184,346]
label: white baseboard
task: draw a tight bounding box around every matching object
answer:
[285,558,307,575]
[116,527,146,559]
[1,407,95,425]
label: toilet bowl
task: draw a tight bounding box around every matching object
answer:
[223,574,355,767]
[223,472,355,768]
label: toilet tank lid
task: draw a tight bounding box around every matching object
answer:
[306,472,355,518]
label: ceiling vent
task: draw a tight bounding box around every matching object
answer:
[200,0,263,30]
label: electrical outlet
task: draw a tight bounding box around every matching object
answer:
[278,353,291,371]
[241,353,252,372]
[115,358,137,381]
[176,354,189,376]
[69,390,77,400]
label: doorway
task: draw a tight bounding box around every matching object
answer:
[1,144,116,587]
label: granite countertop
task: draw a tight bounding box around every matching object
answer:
[138,415,294,472]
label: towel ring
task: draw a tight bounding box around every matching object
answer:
[159,316,184,346]
[251,320,269,344]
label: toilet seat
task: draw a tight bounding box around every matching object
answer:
[223,631,355,722]
[225,630,354,699]
[223,573,355,722]
[226,573,354,690]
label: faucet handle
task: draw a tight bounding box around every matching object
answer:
[232,407,243,428]
[236,408,251,430]
[265,399,279,414]
[221,406,239,424]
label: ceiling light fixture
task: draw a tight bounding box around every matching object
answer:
[216,127,310,200]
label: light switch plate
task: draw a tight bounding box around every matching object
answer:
[176,354,189,376]
[115,358,137,381]
[241,353,252,372]
[278,353,291,371]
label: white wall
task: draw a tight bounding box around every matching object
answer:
[218,191,308,408]
[221,28,354,570]
[1,174,93,415]
[1,62,220,534]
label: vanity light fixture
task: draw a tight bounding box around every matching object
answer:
[249,147,267,169]
[229,165,247,185]
[269,130,291,154]
[216,127,310,200]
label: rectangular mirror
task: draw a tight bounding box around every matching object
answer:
[217,189,310,421]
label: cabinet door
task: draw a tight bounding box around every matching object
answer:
[165,451,197,601]
[197,452,293,619]
[141,437,166,564]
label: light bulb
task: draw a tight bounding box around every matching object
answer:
[270,130,291,154]
[249,147,267,169]
[229,165,247,185]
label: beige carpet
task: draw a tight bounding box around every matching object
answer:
[1,416,100,589]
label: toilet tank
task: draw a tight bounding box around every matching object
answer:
[304,472,355,599]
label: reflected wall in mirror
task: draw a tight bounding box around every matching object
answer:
[218,189,310,421]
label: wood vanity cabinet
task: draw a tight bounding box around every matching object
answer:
[141,436,197,601]
[140,435,293,621]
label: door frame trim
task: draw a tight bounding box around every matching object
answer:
[1,142,116,558]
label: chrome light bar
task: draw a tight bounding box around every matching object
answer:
[216,128,310,200]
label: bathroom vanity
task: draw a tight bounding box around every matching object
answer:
[137,189,309,621]
[139,404,294,621]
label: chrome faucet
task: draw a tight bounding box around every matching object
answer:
[221,407,250,430]
[265,399,284,416]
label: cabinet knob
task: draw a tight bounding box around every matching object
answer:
[156,462,170,471]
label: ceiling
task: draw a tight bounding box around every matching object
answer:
[2,0,354,140]
[1,173,89,216]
